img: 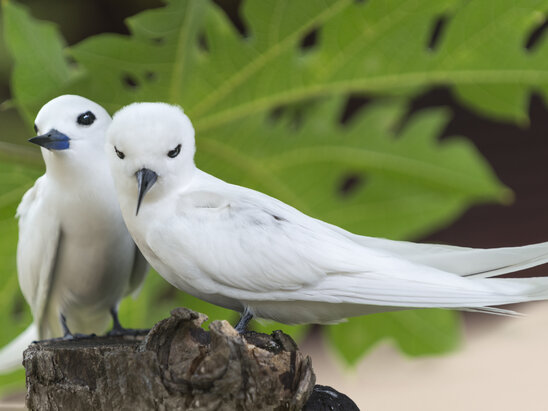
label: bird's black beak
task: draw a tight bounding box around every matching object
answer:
[135,168,158,215]
[28,129,70,151]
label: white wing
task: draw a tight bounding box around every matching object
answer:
[16,177,61,336]
[148,188,332,294]
[146,187,503,295]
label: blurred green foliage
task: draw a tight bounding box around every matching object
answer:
[0,0,544,392]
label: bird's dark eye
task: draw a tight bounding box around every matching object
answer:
[77,111,96,126]
[33,124,38,133]
[167,144,181,158]
[114,146,125,159]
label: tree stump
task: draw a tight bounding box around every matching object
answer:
[23,307,327,410]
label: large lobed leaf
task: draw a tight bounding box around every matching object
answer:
[1,0,77,124]
[1,0,523,370]
[64,0,548,126]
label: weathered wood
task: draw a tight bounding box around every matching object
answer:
[24,307,317,410]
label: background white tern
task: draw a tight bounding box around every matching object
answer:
[0,95,148,373]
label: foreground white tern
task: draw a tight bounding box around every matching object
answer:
[107,102,548,331]
[0,95,148,373]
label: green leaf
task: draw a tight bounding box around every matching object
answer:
[60,0,548,125]
[327,309,462,364]
[6,0,548,125]
[2,0,77,123]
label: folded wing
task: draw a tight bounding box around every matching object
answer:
[16,177,61,337]
[146,186,548,319]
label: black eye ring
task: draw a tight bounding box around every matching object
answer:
[33,124,38,133]
[167,144,181,158]
[114,146,125,159]
[77,111,96,126]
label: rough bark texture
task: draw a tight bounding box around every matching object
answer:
[24,307,318,410]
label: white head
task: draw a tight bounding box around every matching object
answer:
[106,102,196,215]
[32,95,111,166]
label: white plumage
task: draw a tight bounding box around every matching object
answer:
[0,95,148,373]
[106,102,548,328]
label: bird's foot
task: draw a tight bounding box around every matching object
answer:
[57,313,97,341]
[234,307,254,334]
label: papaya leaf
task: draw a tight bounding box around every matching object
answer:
[5,0,548,126]
[1,0,78,123]
[61,0,548,126]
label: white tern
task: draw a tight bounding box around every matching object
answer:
[107,102,548,332]
[0,95,148,373]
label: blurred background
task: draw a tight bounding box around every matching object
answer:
[2,1,548,409]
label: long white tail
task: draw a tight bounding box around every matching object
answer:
[0,323,37,374]
[336,229,548,278]
[369,240,548,278]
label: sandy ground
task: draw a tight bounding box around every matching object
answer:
[0,392,24,411]
[2,301,548,410]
